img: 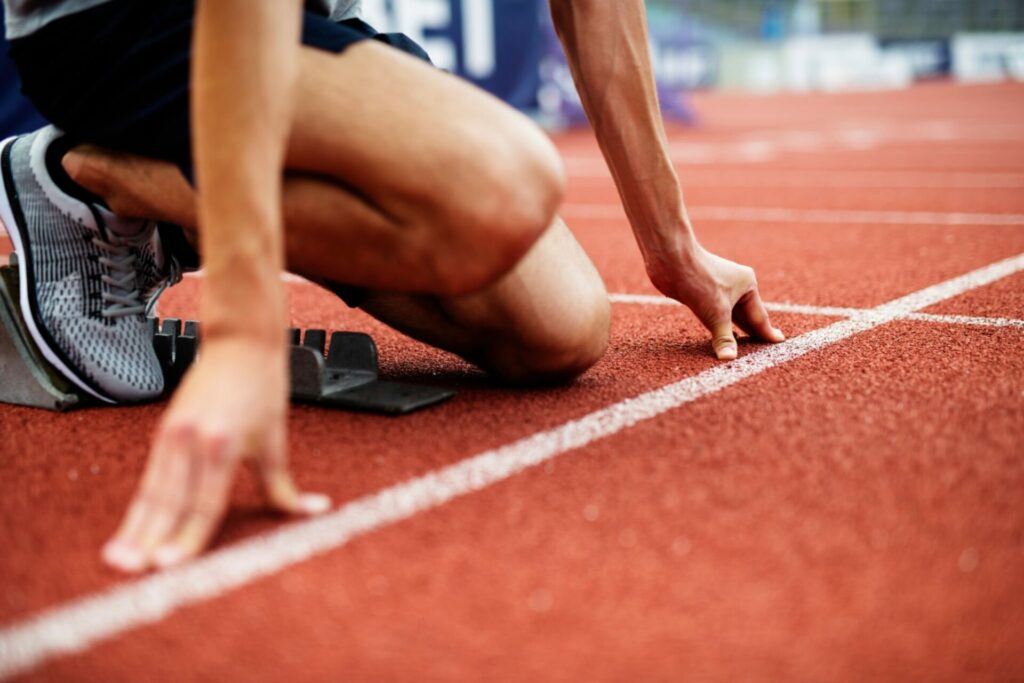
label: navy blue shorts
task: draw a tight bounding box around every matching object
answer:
[7,0,431,178]
[7,1,430,303]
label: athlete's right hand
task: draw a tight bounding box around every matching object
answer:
[646,243,786,360]
[101,337,331,573]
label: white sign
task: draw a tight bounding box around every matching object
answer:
[361,0,496,78]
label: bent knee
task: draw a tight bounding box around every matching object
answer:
[460,111,566,241]
[488,293,611,386]
[423,122,566,296]
[489,129,566,248]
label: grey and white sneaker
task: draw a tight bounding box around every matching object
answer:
[136,223,183,316]
[0,126,166,403]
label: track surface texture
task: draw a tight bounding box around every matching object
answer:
[1,82,1023,682]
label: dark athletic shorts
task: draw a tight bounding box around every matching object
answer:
[7,0,432,304]
[8,0,431,177]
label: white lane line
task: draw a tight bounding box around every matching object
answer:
[2,253,1024,680]
[762,302,872,318]
[611,294,866,319]
[609,294,1024,329]
[903,312,1024,329]
[562,204,1024,227]
[561,122,1024,172]
[566,168,1024,189]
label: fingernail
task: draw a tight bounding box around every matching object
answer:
[153,545,186,569]
[299,493,332,515]
[718,346,737,360]
[103,542,146,572]
[774,327,786,340]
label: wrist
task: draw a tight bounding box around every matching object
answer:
[202,319,288,349]
[638,214,698,269]
[201,274,287,347]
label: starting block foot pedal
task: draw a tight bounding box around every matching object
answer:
[291,330,455,415]
[0,263,81,410]
[152,323,455,415]
[152,317,198,390]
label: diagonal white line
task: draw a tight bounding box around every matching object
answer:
[902,312,1024,329]
[2,253,1024,679]
[762,302,870,318]
[609,294,1024,329]
[562,204,1024,227]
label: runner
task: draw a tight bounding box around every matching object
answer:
[0,0,784,572]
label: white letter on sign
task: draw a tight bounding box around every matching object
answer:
[462,0,496,79]
[394,0,455,70]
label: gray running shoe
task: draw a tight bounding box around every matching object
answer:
[136,224,183,316]
[0,126,166,403]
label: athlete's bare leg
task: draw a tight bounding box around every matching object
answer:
[67,147,609,383]
[354,219,610,384]
[64,42,610,383]
[69,40,564,296]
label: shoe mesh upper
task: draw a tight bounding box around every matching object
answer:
[8,132,164,400]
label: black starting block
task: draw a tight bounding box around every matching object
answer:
[0,262,454,415]
[156,320,455,415]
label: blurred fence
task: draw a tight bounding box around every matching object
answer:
[647,0,1024,91]
[648,0,1024,39]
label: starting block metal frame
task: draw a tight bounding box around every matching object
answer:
[0,261,81,410]
[0,263,455,415]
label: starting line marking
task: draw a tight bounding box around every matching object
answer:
[2,253,1024,679]
[561,204,1024,227]
[609,294,1024,330]
[561,121,1024,170]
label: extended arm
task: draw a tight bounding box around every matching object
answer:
[103,0,329,573]
[549,0,784,358]
[194,0,294,343]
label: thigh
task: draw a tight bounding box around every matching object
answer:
[12,1,560,246]
[352,218,611,383]
[11,0,554,193]
[287,40,559,226]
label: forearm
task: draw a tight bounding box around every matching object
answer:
[549,0,695,265]
[192,0,301,344]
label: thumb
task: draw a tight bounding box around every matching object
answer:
[710,318,737,360]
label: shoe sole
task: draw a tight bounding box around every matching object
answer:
[0,135,116,405]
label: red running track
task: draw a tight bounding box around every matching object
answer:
[1,82,1023,681]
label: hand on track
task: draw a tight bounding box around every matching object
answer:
[647,245,786,360]
[102,338,331,573]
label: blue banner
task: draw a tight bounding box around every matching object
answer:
[363,0,695,126]
[362,0,544,110]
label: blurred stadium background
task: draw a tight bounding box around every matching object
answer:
[3,0,1024,136]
